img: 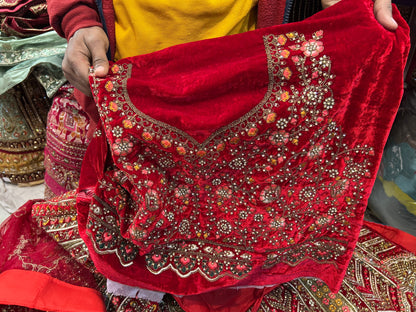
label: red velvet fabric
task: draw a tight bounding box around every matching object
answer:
[174,287,274,312]
[46,0,288,134]
[79,0,409,300]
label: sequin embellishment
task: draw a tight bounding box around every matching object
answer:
[88,30,375,281]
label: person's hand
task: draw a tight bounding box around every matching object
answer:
[62,26,110,96]
[321,0,398,31]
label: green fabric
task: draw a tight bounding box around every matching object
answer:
[0,31,67,97]
[383,142,416,200]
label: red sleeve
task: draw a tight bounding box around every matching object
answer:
[257,0,287,28]
[47,0,103,39]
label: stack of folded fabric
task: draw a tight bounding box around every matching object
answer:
[0,0,51,37]
[0,0,67,185]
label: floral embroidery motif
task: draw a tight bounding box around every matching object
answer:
[88,30,376,281]
[300,38,324,57]
[112,138,134,156]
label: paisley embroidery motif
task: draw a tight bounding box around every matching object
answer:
[88,30,375,281]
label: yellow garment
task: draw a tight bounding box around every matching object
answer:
[114,0,258,59]
[380,177,416,216]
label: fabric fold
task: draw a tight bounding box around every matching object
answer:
[78,0,410,297]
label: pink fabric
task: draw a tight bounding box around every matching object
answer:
[44,84,90,198]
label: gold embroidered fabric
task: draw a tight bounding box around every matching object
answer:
[0,73,50,184]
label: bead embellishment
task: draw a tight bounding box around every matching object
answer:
[88,30,376,281]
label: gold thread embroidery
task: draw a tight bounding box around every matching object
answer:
[88,30,377,282]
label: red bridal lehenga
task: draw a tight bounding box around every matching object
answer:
[0,0,415,311]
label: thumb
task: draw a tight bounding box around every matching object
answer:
[321,0,341,9]
[87,38,110,77]
[374,0,398,31]
[92,54,109,77]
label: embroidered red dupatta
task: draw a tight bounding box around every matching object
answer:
[78,0,410,297]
